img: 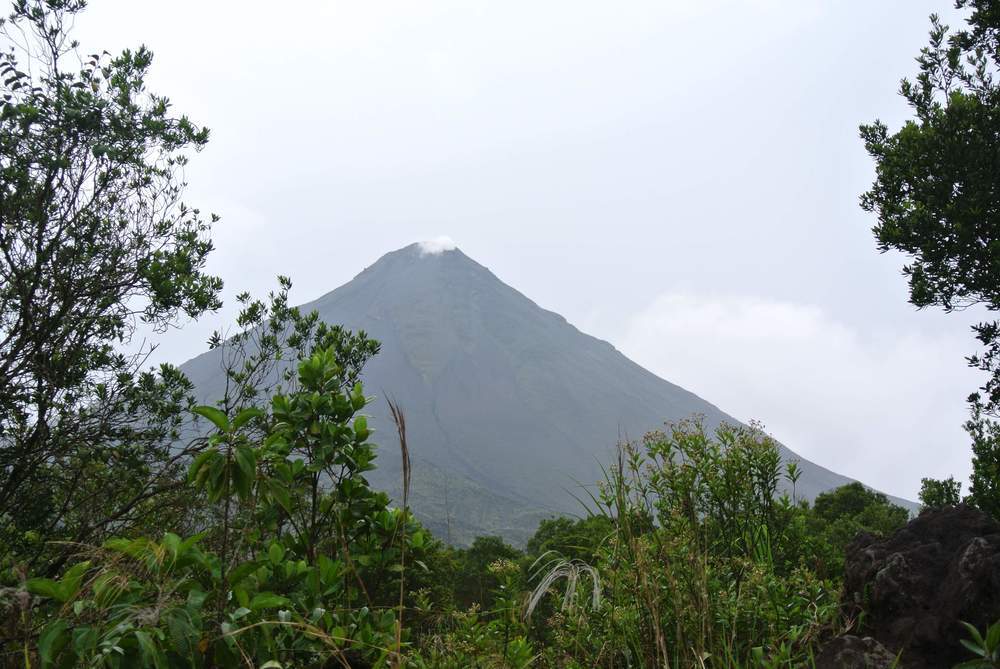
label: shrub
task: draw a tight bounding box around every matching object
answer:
[8,344,426,667]
[919,476,963,510]
[549,418,841,668]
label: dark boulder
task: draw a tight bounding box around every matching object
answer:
[840,504,1000,668]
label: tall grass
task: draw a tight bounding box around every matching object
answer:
[572,418,839,668]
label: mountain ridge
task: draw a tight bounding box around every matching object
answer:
[179,242,915,544]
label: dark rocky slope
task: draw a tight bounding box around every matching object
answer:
[831,504,1000,668]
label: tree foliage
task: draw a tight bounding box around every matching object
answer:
[861,1,1000,521]
[0,0,221,565]
[860,2,1000,412]
[807,482,909,576]
[919,475,963,509]
[860,4,1000,408]
[966,400,1000,518]
[525,515,612,564]
[451,535,522,611]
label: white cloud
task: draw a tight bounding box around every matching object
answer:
[418,236,458,255]
[618,293,980,500]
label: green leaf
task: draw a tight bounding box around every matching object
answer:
[103,537,140,556]
[72,626,97,659]
[26,577,64,602]
[188,449,216,482]
[232,446,256,501]
[234,445,256,478]
[268,542,285,565]
[350,383,366,410]
[192,405,230,432]
[187,588,209,611]
[354,415,369,440]
[165,611,197,657]
[961,638,986,656]
[249,592,290,611]
[228,560,261,586]
[232,407,265,430]
[266,479,292,513]
[135,630,167,669]
[986,619,1000,652]
[162,532,181,562]
[58,560,91,601]
[92,572,124,609]
[38,619,68,667]
[178,532,205,557]
[963,621,988,648]
[208,458,228,502]
[231,607,252,620]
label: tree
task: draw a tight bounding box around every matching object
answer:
[526,515,613,563]
[0,0,222,566]
[808,482,909,576]
[860,3,1000,410]
[454,535,523,609]
[965,401,1000,518]
[860,2,1000,521]
[918,475,963,509]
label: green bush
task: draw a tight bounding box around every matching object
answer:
[807,482,909,578]
[526,516,613,564]
[9,345,427,668]
[516,418,841,668]
[919,476,963,510]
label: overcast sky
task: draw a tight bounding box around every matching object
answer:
[75,0,983,501]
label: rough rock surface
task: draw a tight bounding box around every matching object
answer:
[814,635,897,669]
[841,504,1000,668]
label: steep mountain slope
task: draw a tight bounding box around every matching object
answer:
[180,243,909,545]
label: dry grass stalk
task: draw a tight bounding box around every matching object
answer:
[386,397,411,668]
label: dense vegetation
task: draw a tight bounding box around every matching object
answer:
[2,0,1000,667]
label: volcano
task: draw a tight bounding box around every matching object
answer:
[179,242,909,545]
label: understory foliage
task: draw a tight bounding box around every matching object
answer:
[4,335,430,667]
[547,421,841,668]
[392,420,908,669]
[2,393,914,668]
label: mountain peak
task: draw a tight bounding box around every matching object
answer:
[181,243,913,545]
[348,239,495,294]
[416,236,458,256]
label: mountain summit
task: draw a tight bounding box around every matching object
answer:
[180,243,903,544]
